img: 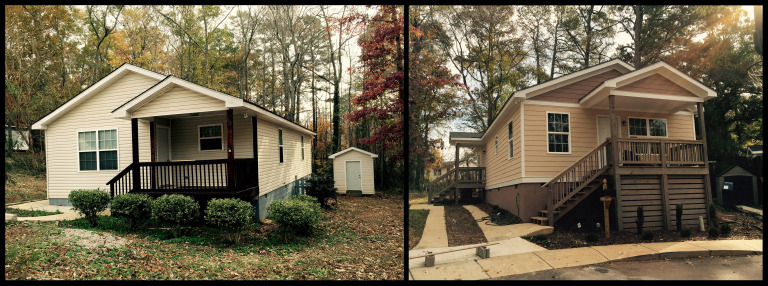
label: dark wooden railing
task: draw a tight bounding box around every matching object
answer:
[427,167,486,204]
[108,158,258,197]
[542,139,611,225]
[617,138,705,166]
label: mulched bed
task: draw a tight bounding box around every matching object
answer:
[444,205,487,246]
[524,207,763,250]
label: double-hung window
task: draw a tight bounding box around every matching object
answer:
[199,124,223,151]
[508,120,514,159]
[278,129,284,163]
[629,118,667,137]
[547,112,570,153]
[78,129,118,171]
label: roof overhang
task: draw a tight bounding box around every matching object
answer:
[31,64,166,130]
[328,147,378,159]
[448,132,484,147]
[112,76,315,136]
[515,59,635,100]
[580,61,717,114]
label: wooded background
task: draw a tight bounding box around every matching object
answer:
[4,5,404,193]
[408,5,763,191]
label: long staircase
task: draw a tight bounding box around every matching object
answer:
[532,139,611,226]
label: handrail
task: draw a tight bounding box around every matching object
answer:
[617,138,704,165]
[427,167,486,203]
[106,162,135,185]
[542,139,610,188]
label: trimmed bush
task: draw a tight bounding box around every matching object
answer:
[306,175,338,210]
[205,198,254,243]
[636,206,644,235]
[69,189,111,227]
[111,193,153,230]
[719,223,732,236]
[676,204,683,231]
[641,231,654,241]
[292,194,319,204]
[708,203,719,228]
[152,194,200,237]
[707,226,720,238]
[680,228,692,238]
[585,232,599,242]
[267,197,322,236]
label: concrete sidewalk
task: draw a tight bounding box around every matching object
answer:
[409,239,763,280]
[5,200,109,221]
[736,205,763,216]
[463,205,553,242]
[411,204,449,250]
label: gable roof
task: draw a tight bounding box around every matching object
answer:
[328,147,378,159]
[747,145,763,156]
[716,165,756,178]
[31,63,167,130]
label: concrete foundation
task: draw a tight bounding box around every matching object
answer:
[484,183,547,223]
[255,174,311,219]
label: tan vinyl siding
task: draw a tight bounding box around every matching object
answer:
[257,119,311,196]
[616,74,698,97]
[45,73,159,199]
[528,69,623,103]
[332,150,376,194]
[169,113,253,161]
[483,104,522,187]
[132,85,227,118]
[524,103,697,178]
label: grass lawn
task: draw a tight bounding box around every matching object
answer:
[5,194,404,280]
[408,209,429,250]
[5,172,47,204]
[5,208,61,217]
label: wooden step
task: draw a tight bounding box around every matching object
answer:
[539,209,559,215]
[530,216,549,222]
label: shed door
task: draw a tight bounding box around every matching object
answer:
[346,161,362,191]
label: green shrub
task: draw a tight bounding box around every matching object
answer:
[152,194,200,237]
[641,231,654,241]
[719,223,732,236]
[306,175,338,210]
[707,226,720,238]
[585,232,599,242]
[676,204,683,231]
[680,228,692,238]
[205,198,254,243]
[111,193,153,230]
[267,197,322,236]
[292,194,319,204]
[708,203,719,228]
[69,189,111,227]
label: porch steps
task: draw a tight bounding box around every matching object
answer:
[531,178,605,226]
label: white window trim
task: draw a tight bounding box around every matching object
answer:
[628,117,668,138]
[546,111,572,154]
[508,120,514,160]
[77,128,119,172]
[278,128,284,164]
[198,123,224,152]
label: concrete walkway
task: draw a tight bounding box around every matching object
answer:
[5,200,109,221]
[463,205,553,242]
[736,205,763,216]
[409,239,763,280]
[411,204,448,250]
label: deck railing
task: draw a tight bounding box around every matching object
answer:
[427,167,486,204]
[617,138,705,166]
[108,158,258,197]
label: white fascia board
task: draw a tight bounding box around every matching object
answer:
[611,90,704,102]
[518,59,633,99]
[607,62,716,100]
[32,64,165,129]
[329,147,378,159]
[242,101,315,136]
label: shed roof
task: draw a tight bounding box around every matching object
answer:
[716,165,756,178]
[747,145,763,156]
[328,147,378,159]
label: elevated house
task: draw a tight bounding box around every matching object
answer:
[31,63,314,219]
[428,59,717,232]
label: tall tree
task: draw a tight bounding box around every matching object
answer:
[519,5,553,84]
[409,6,462,190]
[85,5,124,81]
[560,5,616,69]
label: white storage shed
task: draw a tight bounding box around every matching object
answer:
[329,147,378,195]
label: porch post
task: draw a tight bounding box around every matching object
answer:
[454,143,460,205]
[150,121,157,190]
[697,102,714,224]
[131,118,140,192]
[609,94,624,230]
[227,109,235,191]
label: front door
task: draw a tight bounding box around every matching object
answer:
[156,127,170,162]
[346,161,362,191]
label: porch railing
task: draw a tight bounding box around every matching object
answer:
[108,158,258,197]
[427,167,486,204]
[617,138,705,166]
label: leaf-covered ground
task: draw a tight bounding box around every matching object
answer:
[5,195,404,280]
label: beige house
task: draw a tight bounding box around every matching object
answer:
[32,63,314,219]
[430,59,717,232]
[329,147,378,195]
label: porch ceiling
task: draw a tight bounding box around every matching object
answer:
[586,92,700,114]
